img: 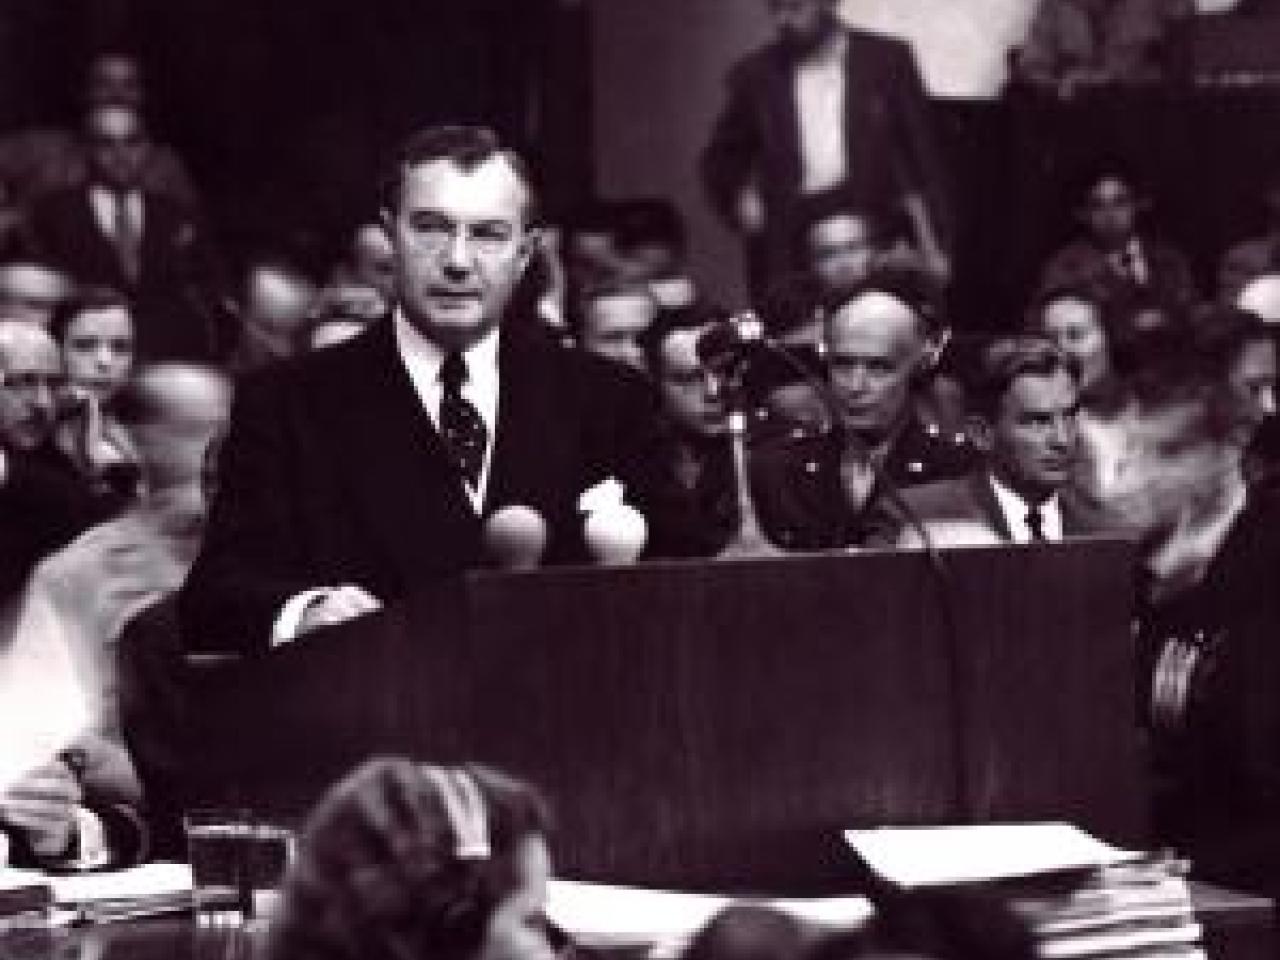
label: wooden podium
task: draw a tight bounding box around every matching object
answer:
[195,538,1144,889]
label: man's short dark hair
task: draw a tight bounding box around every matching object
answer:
[792,189,894,259]
[969,335,1078,422]
[49,286,131,343]
[378,124,538,222]
[613,199,688,257]
[1192,303,1274,381]
[1128,324,1241,445]
[1024,282,1105,332]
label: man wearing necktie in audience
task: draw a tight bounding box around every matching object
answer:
[873,336,1104,547]
[22,103,226,361]
[1039,164,1196,314]
[180,125,688,654]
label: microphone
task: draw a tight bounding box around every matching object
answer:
[583,503,648,565]
[483,505,548,570]
[694,312,766,368]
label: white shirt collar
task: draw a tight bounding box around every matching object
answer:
[988,472,1064,543]
[88,185,144,239]
[392,310,500,510]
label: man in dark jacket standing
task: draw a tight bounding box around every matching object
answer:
[701,0,951,301]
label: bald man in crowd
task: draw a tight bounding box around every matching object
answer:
[0,321,131,603]
[751,268,976,549]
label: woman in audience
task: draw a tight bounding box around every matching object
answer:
[48,288,139,494]
[263,758,561,960]
[1026,283,1132,501]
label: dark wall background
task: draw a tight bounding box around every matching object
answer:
[0,0,592,271]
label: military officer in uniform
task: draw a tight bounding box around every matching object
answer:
[751,268,976,549]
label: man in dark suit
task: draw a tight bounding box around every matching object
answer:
[180,125,688,653]
[23,103,225,362]
[700,0,951,300]
[1039,164,1196,313]
[0,320,130,604]
[883,336,1099,546]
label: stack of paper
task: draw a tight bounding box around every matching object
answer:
[546,879,872,955]
[0,868,52,918]
[843,824,1204,960]
[51,861,193,922]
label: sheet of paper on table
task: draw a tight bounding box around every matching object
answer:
[49,861,192,904]
[843,823,1142,888]
[546,879,872,951]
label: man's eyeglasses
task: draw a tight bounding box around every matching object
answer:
[404,215,523,260]
[3,372,65,394]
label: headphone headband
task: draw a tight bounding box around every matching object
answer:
[422,765,491,860]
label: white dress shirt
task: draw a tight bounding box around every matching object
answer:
[1110,237,1149,285]
[392,310,500,510]
[989,473,1064,543]
[89,186,144,244]
[794,32,849,196]
[272,314,501,646]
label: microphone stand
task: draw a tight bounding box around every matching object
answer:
[716,355,778,560]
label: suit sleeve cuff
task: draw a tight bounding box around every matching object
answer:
[272,588,332,647]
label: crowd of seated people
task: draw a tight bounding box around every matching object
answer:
[0,25,1279,910]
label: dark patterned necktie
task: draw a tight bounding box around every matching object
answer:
[112,190,141,283]
[1026,505,1046,542]
[438,352,487,490]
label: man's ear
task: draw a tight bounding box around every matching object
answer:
[517,226,545,271]
[965,413,994,454]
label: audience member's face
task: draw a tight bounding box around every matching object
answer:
[656,327,728,437]
[129,364,232,502]
[387,157,533,351]
[824,292,925,440]
[1123,398,1233,532]
[988,369,1080,504]
[768,0,835,51]
[86,54,144,107]
[1039,296,1110,395]
[477,835,556,960]
[245,267,316,339]
[86,105,149,191]
[617,243,682,285]
[351,223,397,301]
[579,291,656,372]
[566,230,618,287]
[0,264,71,327]
[0,333,62,450]
[808,214,878,297]
[1227,336,1277,443]
[1082,177,1139,246]
[62,305,134,402]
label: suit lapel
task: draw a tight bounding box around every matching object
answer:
[487,327,578,521]
[971,472,1015,542]
[328,323,481,580]
[74,191,130,288]
[761,46,801,199]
